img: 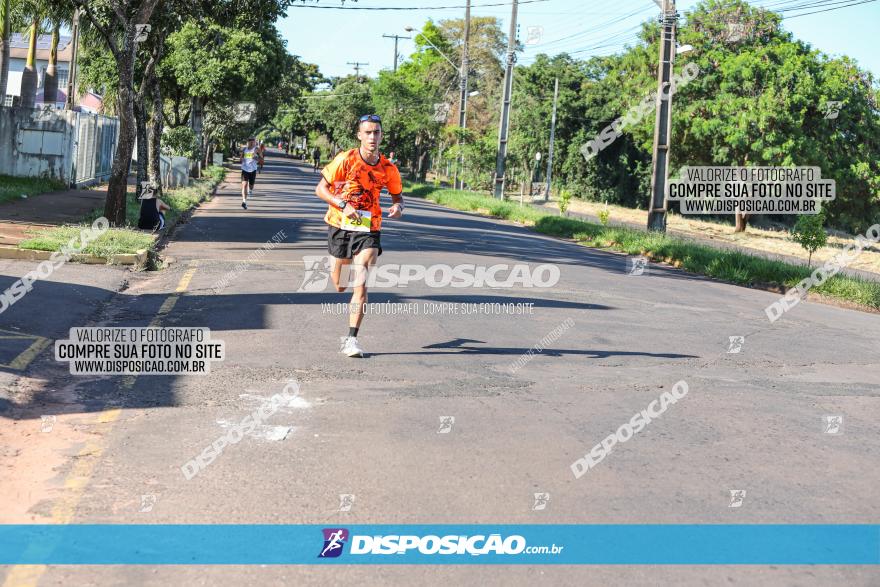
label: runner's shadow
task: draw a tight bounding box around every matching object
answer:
[372,338,698,359]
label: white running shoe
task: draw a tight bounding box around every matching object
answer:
[340,336,364,358]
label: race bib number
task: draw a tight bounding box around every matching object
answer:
[244,153,254,159]
[340,210,372,232]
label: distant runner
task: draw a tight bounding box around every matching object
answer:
[314,114,404,358]
[257,141,266,172]
[240,136,259,209]
[312,145,321,172]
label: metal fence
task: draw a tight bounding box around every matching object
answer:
[71,111,119,187]
[0,107,120,187]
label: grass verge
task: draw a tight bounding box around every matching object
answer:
[407,183,880,311]
[19,166,227,259]
[0,175,65,204]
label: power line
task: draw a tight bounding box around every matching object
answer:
[781,0,878,17]
[287,0,551,9]
[530,0,877,62]
[527,4,652,50]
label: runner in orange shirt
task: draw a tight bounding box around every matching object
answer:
[314,114,404,357]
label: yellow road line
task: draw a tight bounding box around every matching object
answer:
[2,265,198,587]
[0,335,51,371]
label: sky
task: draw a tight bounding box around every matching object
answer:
[276,0,880,79]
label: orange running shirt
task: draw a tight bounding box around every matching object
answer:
[322,148,403,232]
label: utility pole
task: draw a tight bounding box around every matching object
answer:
[382,34,410,72]
[454,0,471,190]
[493,0,518,199]
[646,0,677,232]
[544,77,559,202]
[347,61,369,82]
[64,8,81,110]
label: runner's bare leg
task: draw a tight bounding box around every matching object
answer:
[349,247,377,330]
[331,257,351,293]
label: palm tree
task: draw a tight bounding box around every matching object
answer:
[19,16,37,108]
[40,20,58,105]
[41,3,69,106]
[13,0,72,108]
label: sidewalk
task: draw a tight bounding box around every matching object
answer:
[0,186,107,246]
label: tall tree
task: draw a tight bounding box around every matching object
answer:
[72,0,162,225]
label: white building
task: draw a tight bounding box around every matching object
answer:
[3,33,101,111]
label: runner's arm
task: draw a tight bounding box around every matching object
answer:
[387,193,404,218]
[316,178,360,220]
[386,165,405,218]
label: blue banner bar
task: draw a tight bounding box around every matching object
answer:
[1,525,877,565]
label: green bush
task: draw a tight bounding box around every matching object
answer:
[598,204,610,226]
[790,211,828,267]
[162,126,199,160]
[558,189,573,216]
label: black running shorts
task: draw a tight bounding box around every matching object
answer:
[327,225,382,259]
[241,170,257,187]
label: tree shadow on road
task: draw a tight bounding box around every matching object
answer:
[369,337,698,360]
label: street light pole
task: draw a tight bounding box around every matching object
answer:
[64,8,81,110]
[544,76,559,202]
[406,22,471,190]
[455,0,470,190]
[493,0,518,199]
[646,0,677,232]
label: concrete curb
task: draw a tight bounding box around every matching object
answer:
[1,172,227,268]
[0,245,149,266]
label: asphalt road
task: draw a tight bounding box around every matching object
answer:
[1,152,878,586]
